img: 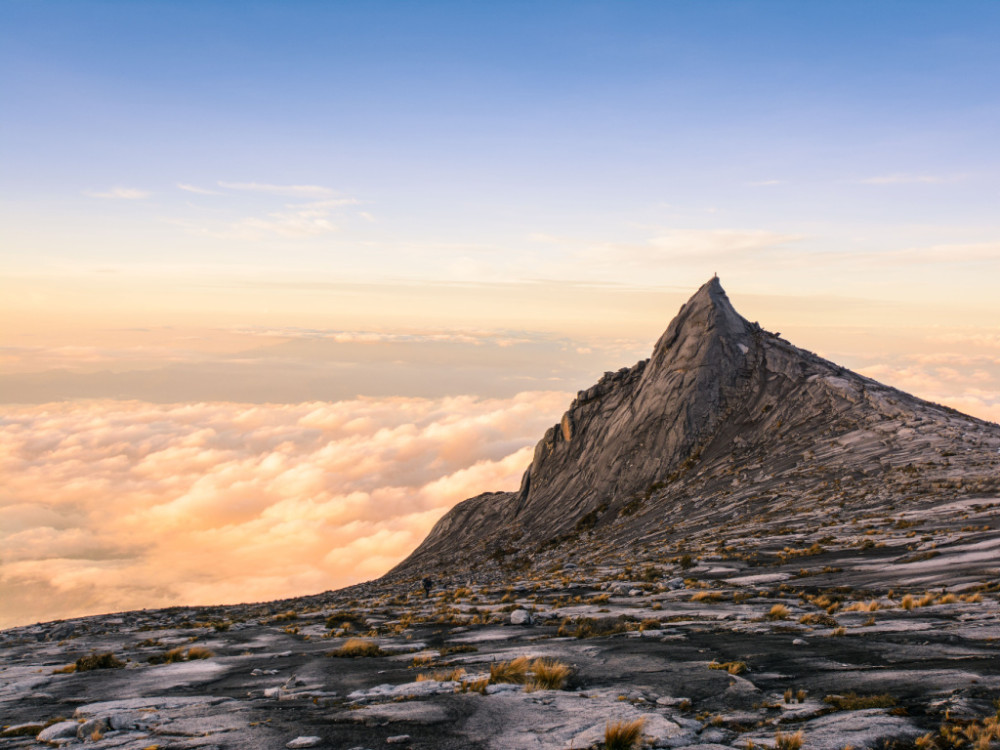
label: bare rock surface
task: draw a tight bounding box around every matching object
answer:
[4,278,1000,749]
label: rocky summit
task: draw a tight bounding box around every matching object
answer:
[3,278,1000,750]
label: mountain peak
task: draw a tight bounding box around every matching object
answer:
[390,279,1000,578]
[648,276,750,368]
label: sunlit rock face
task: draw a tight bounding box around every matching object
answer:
[393,277,1000,575]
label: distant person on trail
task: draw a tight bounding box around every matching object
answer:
[422,577,433,597]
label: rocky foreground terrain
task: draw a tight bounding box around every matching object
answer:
[4,279,1000,750]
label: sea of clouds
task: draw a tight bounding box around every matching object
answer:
[0,392,569,628]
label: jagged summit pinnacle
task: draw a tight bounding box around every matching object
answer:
[389,279,1000,578]
[513,276,758,533]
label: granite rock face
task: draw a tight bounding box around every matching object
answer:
[515,275,756,534]
[392,276,1000,576]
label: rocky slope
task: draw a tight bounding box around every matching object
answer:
[4,277,1000,750]
[391,277,1000,579]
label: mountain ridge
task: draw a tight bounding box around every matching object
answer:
[390,277,1000,580]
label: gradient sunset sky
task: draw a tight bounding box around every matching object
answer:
[2,1,1000,628]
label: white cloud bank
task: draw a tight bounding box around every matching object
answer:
[0,392,569,628]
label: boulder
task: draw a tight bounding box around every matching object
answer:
[37,721,79,741]
[510,609,534,626]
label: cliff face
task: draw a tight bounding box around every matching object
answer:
[513,276,757,535]
[390,277,1000,577]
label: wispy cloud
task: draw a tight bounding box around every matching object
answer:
[177,183,221,195]
[217,181,334,197]
[83,187,149,200]
[0,393,567,628]
[202,196,362,239]
[222,208,339,238]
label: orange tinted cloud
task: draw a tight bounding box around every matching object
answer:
[0,392,569,628]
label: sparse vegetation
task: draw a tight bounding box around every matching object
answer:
[489,656,532,684]
[148,646,213,664]
[768,604,790,620]
[74,652,125,671]
[709,660,747,675]
[557,616,628,639]
[799,612,838,627]
[604,717,645,750]
[528,658,572,690]
[440,644,478,656]
[330,638,383,658]
[416,667,465,682]
[691,591,724,603]
[823,692,896,710]
[774,730,804,750]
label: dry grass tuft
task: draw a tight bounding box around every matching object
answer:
[767,604,790,620]
[708,660,748,675]
[75,652,125,671]
[823,692,896,710]
[460,677,489,694]
[774,730,804,750]
[798,612,838,627]
[691,591,724,603]
[604,717,645,750]
[489,656,532,684]
[416,667,466,682]
[529,658,572,690]
[149,646,213,664]
[330,638,383,658]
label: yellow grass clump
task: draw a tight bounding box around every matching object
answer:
[604,718,646,750]
[691,591,724,603]
[489,656,532,684]
[529,658,572,690]
[774,730,804,750]
[331,638,383,658]
[767,604,790,620]
[708,660,748,675]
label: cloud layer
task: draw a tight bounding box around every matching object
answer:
[0,392,569,628]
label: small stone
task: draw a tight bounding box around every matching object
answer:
[510,609,533,626]
[286,736,323,748]
[386,736,411,745]
[37,721,80,741]
[628,588,643,597]
[793,638,808,646]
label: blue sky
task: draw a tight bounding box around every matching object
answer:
[2,1,999,348]
[4,1,1000,628]
[3,1,999,279]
